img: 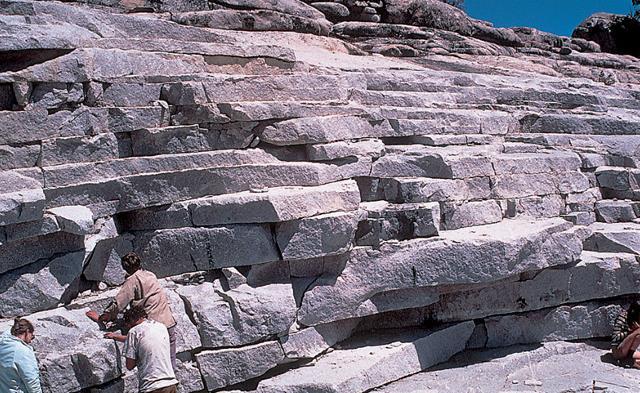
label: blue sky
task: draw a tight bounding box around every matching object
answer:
[465,0,634,36]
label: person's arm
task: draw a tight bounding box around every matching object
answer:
[104,332,127,343]
[16,349,42,393]
[123,330,138,371]
[102,278,137,321]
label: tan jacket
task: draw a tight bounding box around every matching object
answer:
[104,270,176,328]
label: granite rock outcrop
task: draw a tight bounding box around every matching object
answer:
[1,0,640,392]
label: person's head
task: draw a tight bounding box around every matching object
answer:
[121,252,142,275]
[628,302,640,326]
[11,318,35,344]
[123,305,147,329]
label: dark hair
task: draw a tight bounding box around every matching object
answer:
[628,302,640,325]
[123,305,147,327]
[121,252,142,274]
[11,318,34,336]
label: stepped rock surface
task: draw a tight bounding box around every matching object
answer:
[1,0,640,392]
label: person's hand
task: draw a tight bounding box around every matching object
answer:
[632,321,640,331]
[104,332,118,340]
[86,310,100,322]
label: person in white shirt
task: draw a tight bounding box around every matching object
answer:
[104,306,178,393]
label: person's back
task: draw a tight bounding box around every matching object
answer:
[0,319,41,393]
[124,318,178,393]
[125,270,174,328]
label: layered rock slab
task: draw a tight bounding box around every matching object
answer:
[232,322,474,393]
[298,218,582,326]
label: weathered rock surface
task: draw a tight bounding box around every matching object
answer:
[2,0,640,391]
[375,341,640,393]
[176,281,297,348]
[298,218,582,326]
[236,322,474,393]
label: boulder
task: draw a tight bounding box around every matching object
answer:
[572,13,640,58]
[595,200,638,223]
[0,251,84,317]
[583,222,640,254]
[47,205,94,235]
[279,318,359,360]
[356,201,440,247]
[176,282,297,348]
[0,307,122,393]
[441,200,502,230]
[412,251,640,323]
[311,2,350,22]
[0,231,85,275]
[187,180,360,226]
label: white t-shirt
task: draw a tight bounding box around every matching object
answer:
[124,320,178,393]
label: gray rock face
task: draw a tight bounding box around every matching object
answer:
[244,322,474,393]
[0,251,84,317]
[134,225,280,277]
[3,0,640,391]
[176,282,297,348]
[276,211,358,260]
[298,218,582,326]
[484,301,620,347]
[197,341,285,390]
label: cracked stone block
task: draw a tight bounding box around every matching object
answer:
[176,281,296,348]
[298,218,581,326]
[0,250,84,317]
[197,341,285,391]
[484,301,621,347]
[47,205,94,235]
[276,211,358,260]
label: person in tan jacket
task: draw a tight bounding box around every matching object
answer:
[86,252,178,368]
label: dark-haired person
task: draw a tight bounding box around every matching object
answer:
[86,252,177,367]
[105,306,178,393]
[0,318,42,393]
[612,302,640,366]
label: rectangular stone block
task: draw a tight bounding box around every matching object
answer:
[130,125,231,156]
[371,151,494,179]
[41,134,121,166]
[3,214,60,243]
[134,225,280,277]
[0,230,85,274]
[176,282,296,348]
[491,172,589,198]
[197,341,285,391]
[261,115,380,146]
[44,161,341,213]
[0,188,46,226]
[442,200,502,230]
[99,82,162,106]
[298,218,581,325]
[509,194,565,218]
[306,139,384,161]
[249,322,474,393]
[492,151,581,175]
[189,180,360,226]
[43,149,277,188]
[382,177,491,203]
[484,301,621,347]
[276,211,358,261]
[107,106,170,133]
[0,143,40,170]
[421,251,640,323]
[217,101,367,122]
